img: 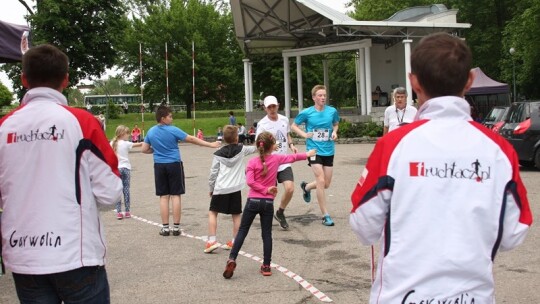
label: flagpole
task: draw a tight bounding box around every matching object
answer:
[192,40,196,136]
[139,43,145,139]
[165,42,170,106]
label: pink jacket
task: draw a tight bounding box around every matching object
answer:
[246,153,307,198]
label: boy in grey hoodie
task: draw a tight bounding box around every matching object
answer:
[205,125,257,253]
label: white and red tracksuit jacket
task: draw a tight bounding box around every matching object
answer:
[350,96,532,304]
[0,87,122,275]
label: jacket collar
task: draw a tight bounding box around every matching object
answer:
[21,87,68,106]
[415,96,471,121]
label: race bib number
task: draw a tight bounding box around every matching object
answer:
[312,128,330,141]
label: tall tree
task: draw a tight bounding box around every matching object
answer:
[118,0,243,118]
[502,0,540,99]
[4,0,128,99]
[0,82,13,107]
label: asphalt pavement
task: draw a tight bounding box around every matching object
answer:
[1,143,538,303]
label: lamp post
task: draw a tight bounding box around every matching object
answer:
[509,47,516,103]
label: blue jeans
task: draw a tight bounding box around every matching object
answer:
[229,198,274,265]
[12,266,110,304]
[116,168,131,212]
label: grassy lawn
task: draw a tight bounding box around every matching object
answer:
[104,110,246,139]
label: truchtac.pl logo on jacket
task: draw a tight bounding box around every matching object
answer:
[409,160,491,182]
[7,125,65,144]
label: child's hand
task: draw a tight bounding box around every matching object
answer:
[267,186,278,196]
[209,192,213,197]
[306,149,317,157]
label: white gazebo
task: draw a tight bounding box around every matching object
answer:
[230,0,471,117]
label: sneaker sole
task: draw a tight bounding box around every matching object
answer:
[273,214,289,230]
[260,269,272,276]
[204,243,220,253]
[223,261,236,279]
[301,182,311,203]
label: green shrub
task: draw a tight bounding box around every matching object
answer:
[339,119,382,138]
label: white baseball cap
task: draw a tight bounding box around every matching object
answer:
[263,96,278,107]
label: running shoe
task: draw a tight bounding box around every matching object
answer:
[116,212,123,220]
[204,241,220,253]
[322,215,335,226]
[159,227,170,236]
[124,211,131,218]
[274,211,289,229]
[300,181,311,203]
[223,240,234,250]
[223,259,236,279]
[260,264,272,276]
[172,228,181,236]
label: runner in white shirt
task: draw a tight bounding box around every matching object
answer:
[256,96,298,229]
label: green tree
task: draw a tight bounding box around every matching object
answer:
[347,0,532,98]
[65,88,84,106]
[0,82,14,107]
[4,0,129,99]
[502,0,540,99]
[90,76,138,96]
[118,0,243,118]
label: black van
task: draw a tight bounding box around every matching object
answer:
[499,101,540,169]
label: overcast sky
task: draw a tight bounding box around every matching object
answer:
[0,0,350,93]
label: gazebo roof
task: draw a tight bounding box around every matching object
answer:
[230,0,471,56]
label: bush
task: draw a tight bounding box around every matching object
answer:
[339,120,382,138]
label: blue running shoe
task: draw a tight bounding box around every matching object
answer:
[300,181,311,203]
[322,215,335,226]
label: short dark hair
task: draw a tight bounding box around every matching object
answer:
[411,33,472,98]
[155,105,172,123]
[22,44,69,89]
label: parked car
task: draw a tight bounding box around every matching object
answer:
[499,101,540,169]
[483,106,509,131]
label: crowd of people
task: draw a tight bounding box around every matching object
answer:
[0,34,533,303]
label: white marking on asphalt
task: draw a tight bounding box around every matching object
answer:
[117,211,333,302]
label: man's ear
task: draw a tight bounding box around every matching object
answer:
[60,74,69,90]
[409,73,422,96]
[461,70,475,95]
[21,73,29,89]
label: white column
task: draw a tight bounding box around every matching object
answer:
[355,53,360,109]
[323,59,330,104]
[296,56,303,112]
[243,59,250,112]
[248,61,253,112]
[364,47,372,114]
[283,56,291,118]
[403,39,413,105]
[359,48,367,115]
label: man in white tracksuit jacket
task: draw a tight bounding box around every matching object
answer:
[0,44,122,303]
[350,33,532,303]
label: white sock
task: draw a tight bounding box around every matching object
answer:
[208,235,216,242]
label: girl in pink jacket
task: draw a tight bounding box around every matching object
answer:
[222,131,315,278]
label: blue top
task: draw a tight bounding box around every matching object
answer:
[144,124,188,163]
[229,115,236,126]
[294,105,340,156]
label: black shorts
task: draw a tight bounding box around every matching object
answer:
[307,155,334,167]
[209,191,242,214]
[277,167,294,183]
[154,162,185,196]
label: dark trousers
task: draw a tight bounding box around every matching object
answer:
[229,198,274,265]
[13,266,110,304]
